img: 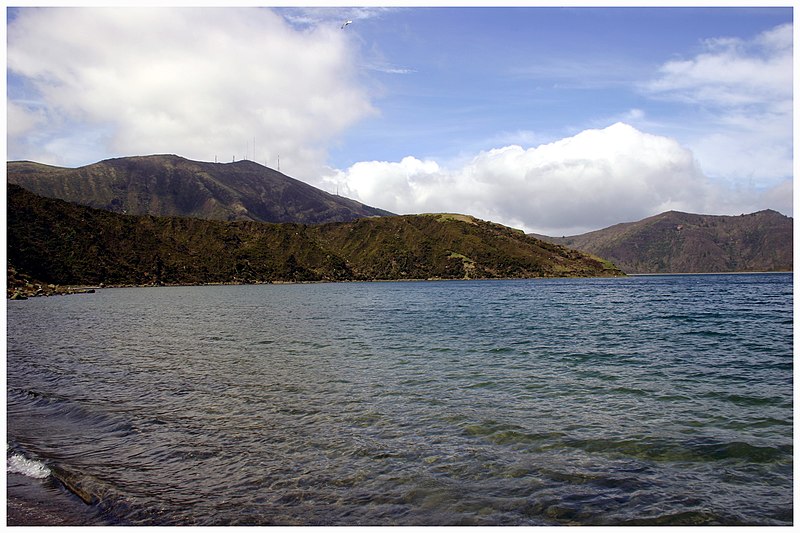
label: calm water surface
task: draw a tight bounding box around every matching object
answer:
[6,274,793,525]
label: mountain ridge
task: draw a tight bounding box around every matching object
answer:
[7,154,392,225]
[8,155,791,277]
[533,209,793,274]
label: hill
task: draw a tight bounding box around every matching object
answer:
[534,210,792,274]
[7,185,622,296]
[7,155,392,224]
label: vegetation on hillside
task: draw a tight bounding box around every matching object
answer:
[9,155,791,280]
[7,154,392,224]
[7,184,623,296]
[535,210,793,274]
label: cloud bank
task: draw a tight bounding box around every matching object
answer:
[7,10,792,236]
[7,7,374,176]
[321,123,790,236]
[316,21,793,235]
[644,22,793,187]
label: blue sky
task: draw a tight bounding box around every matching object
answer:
[6,5,794,234]
[324,7,789,164]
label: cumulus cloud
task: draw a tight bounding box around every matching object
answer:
[8,10,791,237]
[7,7,375,176]
[7,100,44,138]
[322,123,790,236]
[644,23,792,186]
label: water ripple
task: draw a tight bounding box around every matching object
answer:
[6,274,793,525]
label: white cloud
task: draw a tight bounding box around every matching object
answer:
[643,23,792,187]
[7,7,375,175]
[321,123,791,236]
[281,6,390,29]
[7,100,44,138]
[648,23,791,107]
[7,10,791,237]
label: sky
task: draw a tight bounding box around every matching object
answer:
[5,4,794,235]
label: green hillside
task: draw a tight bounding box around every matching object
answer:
[7,185,623,296]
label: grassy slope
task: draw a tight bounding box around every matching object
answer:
[7,185,623,291]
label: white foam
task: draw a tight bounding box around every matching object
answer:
[7,452,51,479]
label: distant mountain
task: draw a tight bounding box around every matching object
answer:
[534,210,792,274]
[7,184,623,295]
[7,154,392,224]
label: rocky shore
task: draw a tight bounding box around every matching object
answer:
[7,265,98,300]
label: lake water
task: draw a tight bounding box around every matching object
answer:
[6,274,793,525]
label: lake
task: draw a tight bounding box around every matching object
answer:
[6,274,793,525]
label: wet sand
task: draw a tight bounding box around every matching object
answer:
[7,472,108,526]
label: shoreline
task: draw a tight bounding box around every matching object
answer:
[7,270,792,300]
[6,472,108,526]
[6,274,622,299]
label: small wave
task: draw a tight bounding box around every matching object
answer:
[462,420,564,446]
[466,381,497,389]
[610,386,649,396]
[558,435,791,464]
[690,440,791,463]
[620,509,734,526]
[702,391,786,408]
[685,329,728,338]
[488,347,515,354]
[8,388,137,437]
[7,450,50,479]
